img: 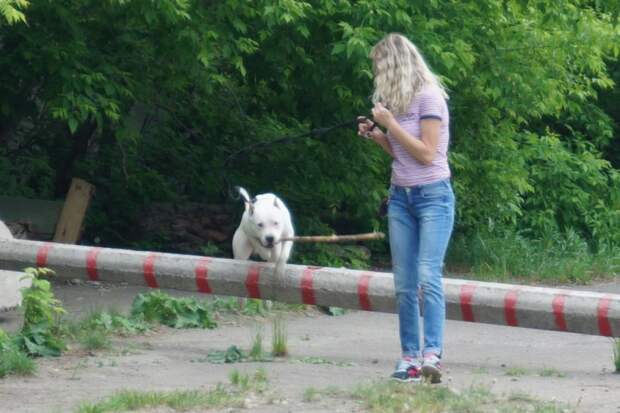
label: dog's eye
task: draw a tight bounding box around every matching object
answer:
[257,222,264,228]
[273,221,279,226]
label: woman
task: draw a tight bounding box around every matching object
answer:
[358,33,455,383]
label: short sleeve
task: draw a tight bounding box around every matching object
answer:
[418,87,444,121]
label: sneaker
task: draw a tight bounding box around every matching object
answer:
[390,357,422,383]
[421,353,442,383]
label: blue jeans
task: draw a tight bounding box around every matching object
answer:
[388,179,455,358]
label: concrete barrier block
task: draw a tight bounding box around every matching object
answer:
[0,270,30,312]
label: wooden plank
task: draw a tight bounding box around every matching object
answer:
[53,178,95,244]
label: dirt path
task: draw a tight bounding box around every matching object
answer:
[1,279,619,413]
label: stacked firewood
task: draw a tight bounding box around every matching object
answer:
[139,202,238,254]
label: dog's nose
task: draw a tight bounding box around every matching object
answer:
[265,235,275,245]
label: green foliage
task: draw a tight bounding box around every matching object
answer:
[520,132,620,248]
[78,310,151,336]
[60,309,151,352]
[78,329,111,351]
[0,328,10,352]
[200,242,224,257]
[448,229,619,283]
[207,342,274,364]
[296,244,372,270]
[130,291,217,329]
[2,268,68,375]
[206,297,242,313]
[205,296,304,316]
[17,268,66,357]
[0,0,28,25]
[0,346,35,377]
[0,0,619,275]
[240,298,269,316]
[207,345,247,364]
[0,328,36,377]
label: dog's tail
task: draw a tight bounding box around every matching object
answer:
[234,186,252,204]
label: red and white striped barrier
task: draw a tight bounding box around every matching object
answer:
[0,238,618,337]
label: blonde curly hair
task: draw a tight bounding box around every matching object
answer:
[370,33,447,115]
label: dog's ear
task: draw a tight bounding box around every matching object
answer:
[273,197,280,209]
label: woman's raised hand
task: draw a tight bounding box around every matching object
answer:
[371,102,395,129]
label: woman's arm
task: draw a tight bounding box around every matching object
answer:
[372,102,440,165]
[372,132,395,158]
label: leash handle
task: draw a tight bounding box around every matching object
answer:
[357,116,377,133]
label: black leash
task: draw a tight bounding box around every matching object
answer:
[223,116,376,199]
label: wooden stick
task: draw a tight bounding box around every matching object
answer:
[279,231,385,243]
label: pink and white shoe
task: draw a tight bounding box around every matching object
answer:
[421,353,442,383]
[390,357,422,383]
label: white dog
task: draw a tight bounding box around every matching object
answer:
[232,187,294,269]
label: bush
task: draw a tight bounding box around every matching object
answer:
[131,291,217,329]
[17,268,66,357]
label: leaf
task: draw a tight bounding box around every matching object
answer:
[206,345,247,364]
[68,118,78,134]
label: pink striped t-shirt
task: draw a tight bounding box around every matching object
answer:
[386,85,450,187]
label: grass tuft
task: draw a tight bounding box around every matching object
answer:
[0,328,36,377]
[271,315,288,357]
[229,368,268,392]
[303,387,319,402]
[353,381,572,413]
[249,325,265,360]
[76,370,268,413]
[504,367,528,377]
[0,348,36,378]
[302,385,343,402]
[538,368,566,378]
[75,388,238,413]
[78,329,111,351]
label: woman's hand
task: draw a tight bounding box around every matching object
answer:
[357,116,382,140]
[371,102,396,129]
[357,114,394,157]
